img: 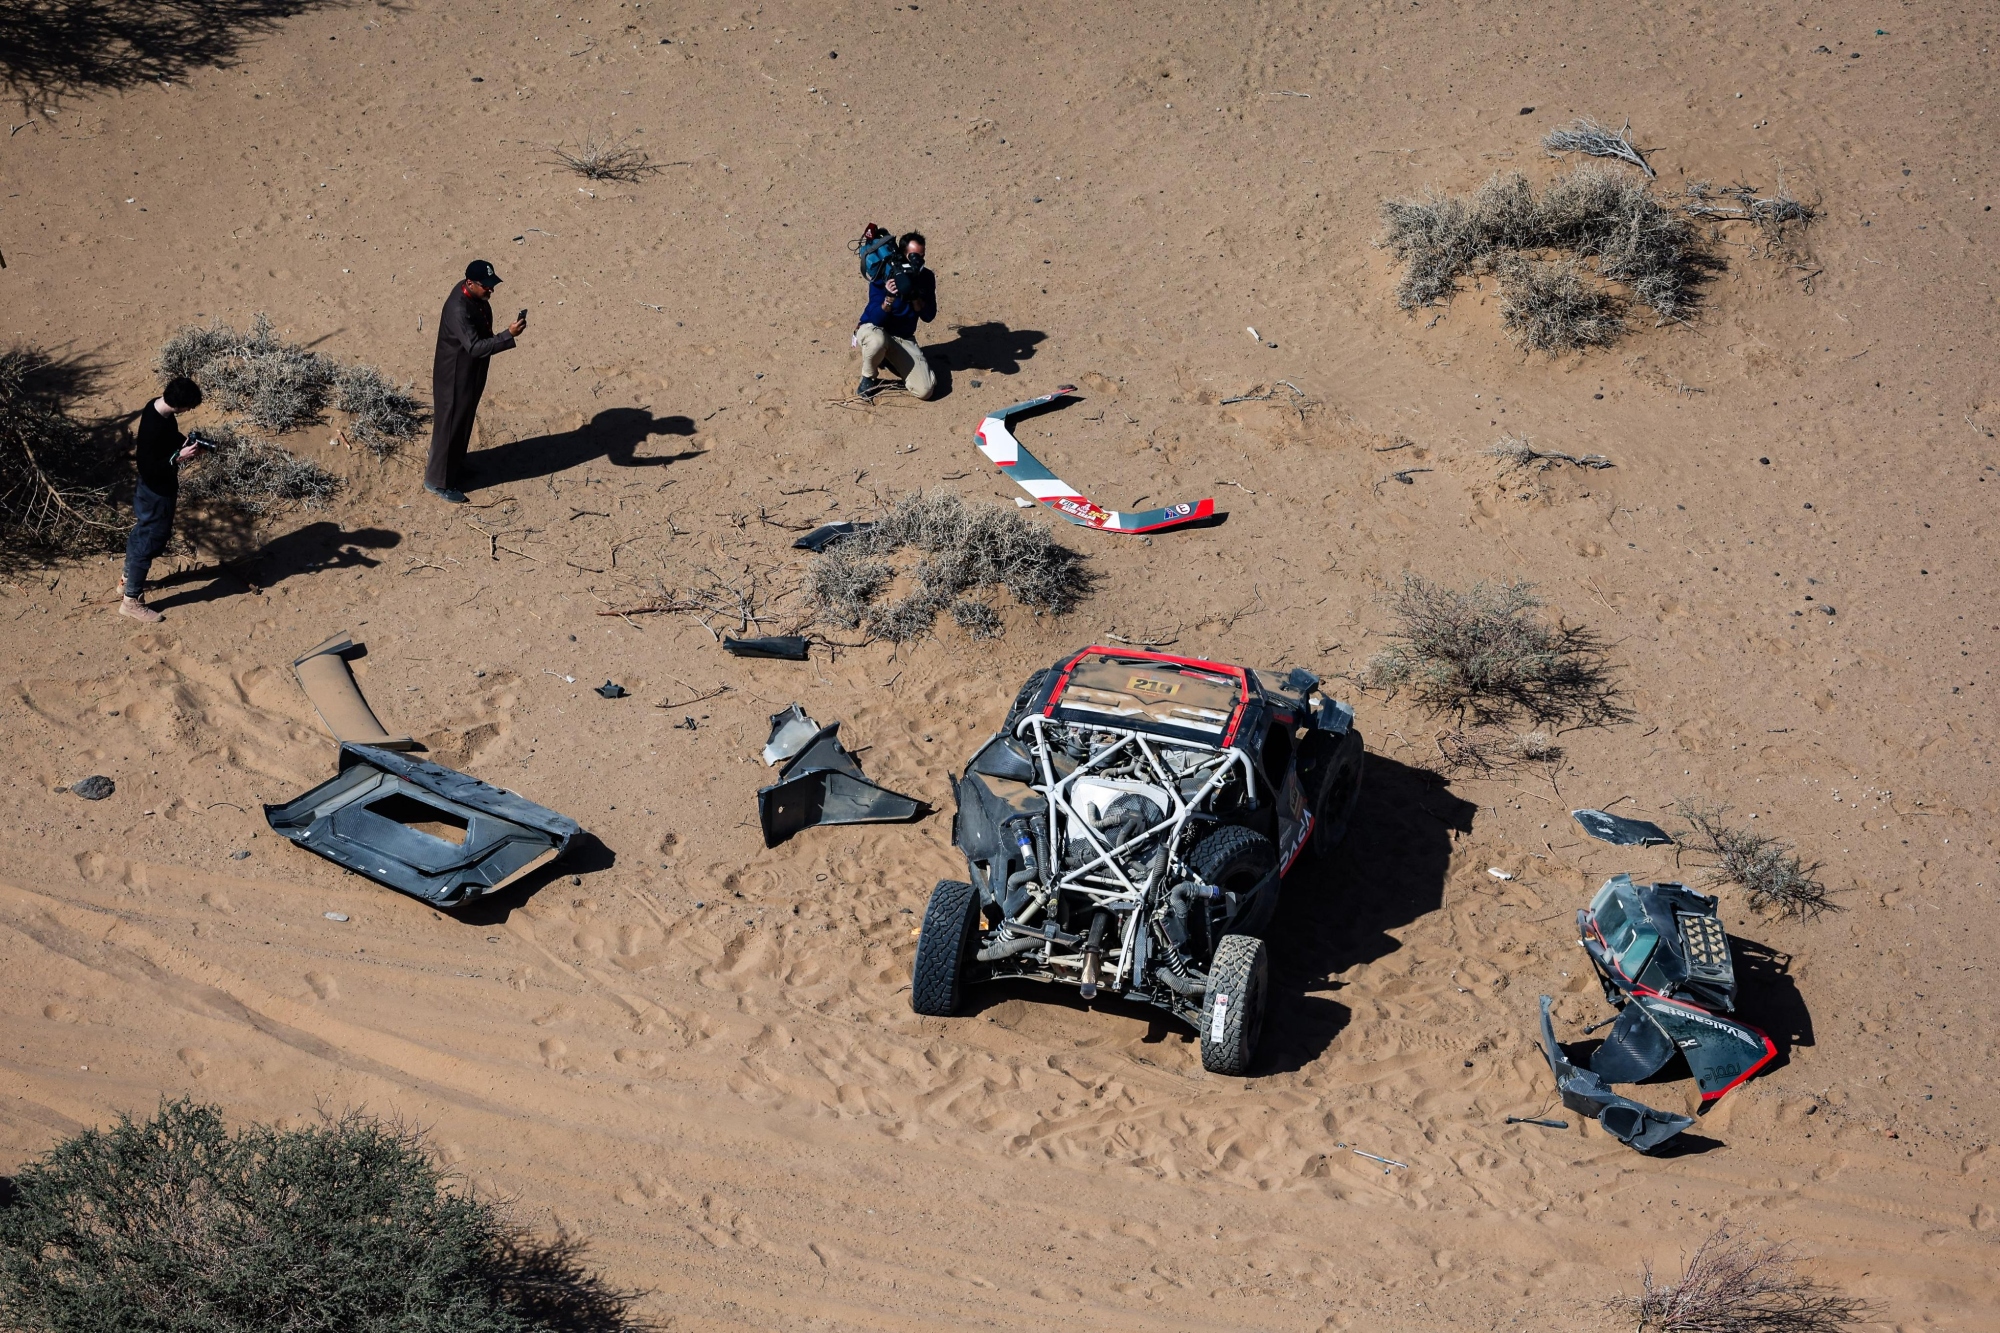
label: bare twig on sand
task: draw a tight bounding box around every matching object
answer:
[550,135,663,183]
[1674,799,1839,919]
[1542,117,1655,178]
[1609,1226,1871,1332]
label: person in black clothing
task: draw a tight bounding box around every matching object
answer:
[425,259,526,503]
[119,376,206,623]
[855,232,937,400]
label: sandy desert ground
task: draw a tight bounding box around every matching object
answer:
[2,1,1997,1328]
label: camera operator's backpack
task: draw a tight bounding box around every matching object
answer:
[855,223,899,285]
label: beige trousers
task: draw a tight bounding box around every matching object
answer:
[856,324,936,399]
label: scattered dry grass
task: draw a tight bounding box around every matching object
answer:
[1378,164,1713,349]
[1489,435,1613,472]
[157,314,424,454]
[1366,573,1624,728]
[550,135,662,183]
[1674,800,1838,919]
[178,423,341,515]
[0,348,121,570]
[1542,117,1655,177]
[1611,1227,1870,1333]
[805,489,1094,643]
[1434,726,1564,775]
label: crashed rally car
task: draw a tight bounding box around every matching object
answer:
[1577,875,1777,1103]
[910,647,1364,1075]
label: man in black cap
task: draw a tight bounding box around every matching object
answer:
[424,260,526,502]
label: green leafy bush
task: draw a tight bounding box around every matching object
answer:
[0,1100,643,1333]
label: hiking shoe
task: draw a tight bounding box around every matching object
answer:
[119,597,163,624]
[426,484,469,504]
[856,376,881,400]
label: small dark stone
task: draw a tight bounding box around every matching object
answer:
[72,775,114,801]
[1518,106,1535,114]
[1803,502,1814,509]
[1593,392,1604,399]
[471,76,484,81]
[828,50,837,57]
[969,378,982,387]
[1759,457,1771,465]
[230,849,250,860]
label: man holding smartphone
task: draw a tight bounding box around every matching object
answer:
[118,376,206,623]
[424,259,526,503]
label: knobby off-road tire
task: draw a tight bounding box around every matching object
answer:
[911,878,980,1016]
[1200,934,1268,1076]
[1187,825,1278,896]
[1309,728,1365,858]
[1002,668,1049,732]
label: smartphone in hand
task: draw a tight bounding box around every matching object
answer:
[517,309,529,326]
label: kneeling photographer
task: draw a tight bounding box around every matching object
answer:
[853,227,937,401]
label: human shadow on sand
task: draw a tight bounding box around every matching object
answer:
[466,408,699,491]
[149,522,400,610]
[919,321,1047,399]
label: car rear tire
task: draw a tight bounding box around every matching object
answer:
[1200,934,1268,1075]
[1309,728,1365,858]
[911,878,980,1016]
[1187,825,1278,894]
[1002,668,1049,731]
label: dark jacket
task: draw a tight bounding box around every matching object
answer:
[858,267,936,340]
[431,282,515,447]
[133,401,185,497]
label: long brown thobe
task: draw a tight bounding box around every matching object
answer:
[424,282,515,489]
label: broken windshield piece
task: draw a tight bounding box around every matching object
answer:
[1572,808,1673,846]
[762,703,823,766]
[265,743,578,908]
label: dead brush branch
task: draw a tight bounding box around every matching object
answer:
[1434,726,1564,776]
[1611,1227,1871,1333]
[805,488,1095,643]
[1366,573,1625,728]
[1683,179,1821,260]
[1489,435,1613,472]
[1673,800,1839,919]
[0,348,122,571]
[1542,116,1656,177]
[178,423,340,515]
[599,561,782,637]
[550,135,662,184]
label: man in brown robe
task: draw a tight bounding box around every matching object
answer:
[424,260,526,502]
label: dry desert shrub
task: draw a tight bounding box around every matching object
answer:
[1366,573,1624,728]
[178,423,341,515]
[1612,1227,1871,1333]
[1378,164,1712,349]
[1674,799,1838,919]
[1433,726,1564,775]
[158,314,424,454]
[0,348,123,570]
[0,1099,647,1333]
[806,489,1094,643]
[1542,117,1656,177]
[551,135,662,183]
[1496,255,1627,353]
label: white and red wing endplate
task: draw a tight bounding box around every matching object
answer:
[974,386,1215,534]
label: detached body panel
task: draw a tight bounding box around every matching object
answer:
[265,743,578,907]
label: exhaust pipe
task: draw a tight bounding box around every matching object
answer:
[1078,911,1110,1000]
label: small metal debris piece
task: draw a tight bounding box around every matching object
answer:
[1504,1116,1569,1128]
[1572,808,1673,846]
[757,721,925,846]
[793,520,876,552]
[1487,867,1514,881]
[324,912,349,922]
[1351,1149,1407,1169]
[594,680,629,699]
[71,775,115,800]
[762,703,822,766]
[722,635,810,660]
[230,850,251,860]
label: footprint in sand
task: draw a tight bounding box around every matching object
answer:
[43,1002,78,1022]
[305,972,339,1000]
[538,1037,568,1071]
[177,1047,208,1078]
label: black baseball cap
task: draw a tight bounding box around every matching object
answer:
[464,259,502,286]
